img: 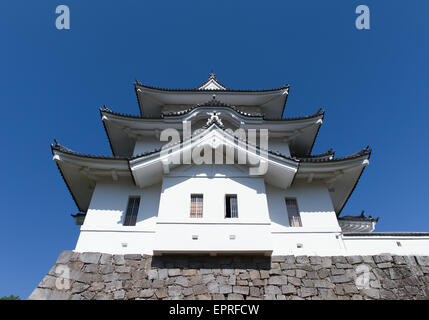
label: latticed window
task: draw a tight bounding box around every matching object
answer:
[286,198,302,227]
[123,196,140,226]
[225,195,238,218]
[190,194,203,218]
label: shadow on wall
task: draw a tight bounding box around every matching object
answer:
[266,182,335,228]
[117,184,162,225]
[151,254,271,270]
[87,182,161,226]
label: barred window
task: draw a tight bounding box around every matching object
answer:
[123,196,140,226]
[286,198,302,227]
[190,194,203,218]
[225,195,238,218]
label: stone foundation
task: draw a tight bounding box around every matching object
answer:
[29,251,429,300]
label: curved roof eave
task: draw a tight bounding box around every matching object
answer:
[298,147,370,165]
[128,123,301,166]
[134,80,290,93]
[100,106,324,124]
[336,151,371,216]
[51,142,130,162]
[51,142,133,212]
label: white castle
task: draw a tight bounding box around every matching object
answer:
[52,74,429,256]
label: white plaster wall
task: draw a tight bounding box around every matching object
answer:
[266,181,345,256]
[271,232,345,256]
[153,165,272,253]
[266,181,341,232]
[75,231,156,254]
[154,223,272,254]
[157,165,270,223]
[74,181,161,253]
[73,169,429,256]
[342,236,429,256]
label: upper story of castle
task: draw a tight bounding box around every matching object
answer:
[101,74,324,159]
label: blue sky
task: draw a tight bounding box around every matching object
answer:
[1,1,428,299]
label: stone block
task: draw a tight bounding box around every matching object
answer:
[175,276,189,287]
[79,252,101,264]
[281,285,296,295]
[56,251,75,264]
[219,285,232,294]
[139,289,155,298]
[100,253,113,265]
[300,287,317,298]
[313,280,335,289]
[193,284,208,295]
[124,254,141,261]
[155,288,168,299]
[113,255,125,265]
[233,286,249,295]
[114,290,126,300]
[264,285,281,295]
[249,287,261,297]
[168,268,181,276]
[268,276,288,285]
[227,293,244,300]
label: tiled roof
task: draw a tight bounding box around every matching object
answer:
[134,79,290,93]
[51,140,129,160]
[339,211,379,222]
[196,73,229,90]
[299,147,371,163]
[52,137,370,164]
[343,232,429,237]
[52,139,163,161]
[294,148,335,160]
[100,103,324,122]
[162,98,263,118]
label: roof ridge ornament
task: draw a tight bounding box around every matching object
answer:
[204,111,224,129]
[197,73,228,91]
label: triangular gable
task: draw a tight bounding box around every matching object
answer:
[197,74,228,90]
[129,123,299,189]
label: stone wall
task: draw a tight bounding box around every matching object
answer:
[29,251,429,300]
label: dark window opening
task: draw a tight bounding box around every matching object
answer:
[123,196,140,226]
[286,198,302,227]
[225,195,238,218]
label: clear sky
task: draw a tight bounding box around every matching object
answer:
[1,0,428,299]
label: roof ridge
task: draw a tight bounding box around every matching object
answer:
[295,148,335,159]
[196,73,229,90]
[51,135,371,164]
[298,146,371,163]
[51,140,129,160]
[101,102,323,122]
[134,80,290,93]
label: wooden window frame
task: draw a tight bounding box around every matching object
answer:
[190,194,204,218]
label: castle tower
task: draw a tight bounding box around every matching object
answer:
[51,75,428,256]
